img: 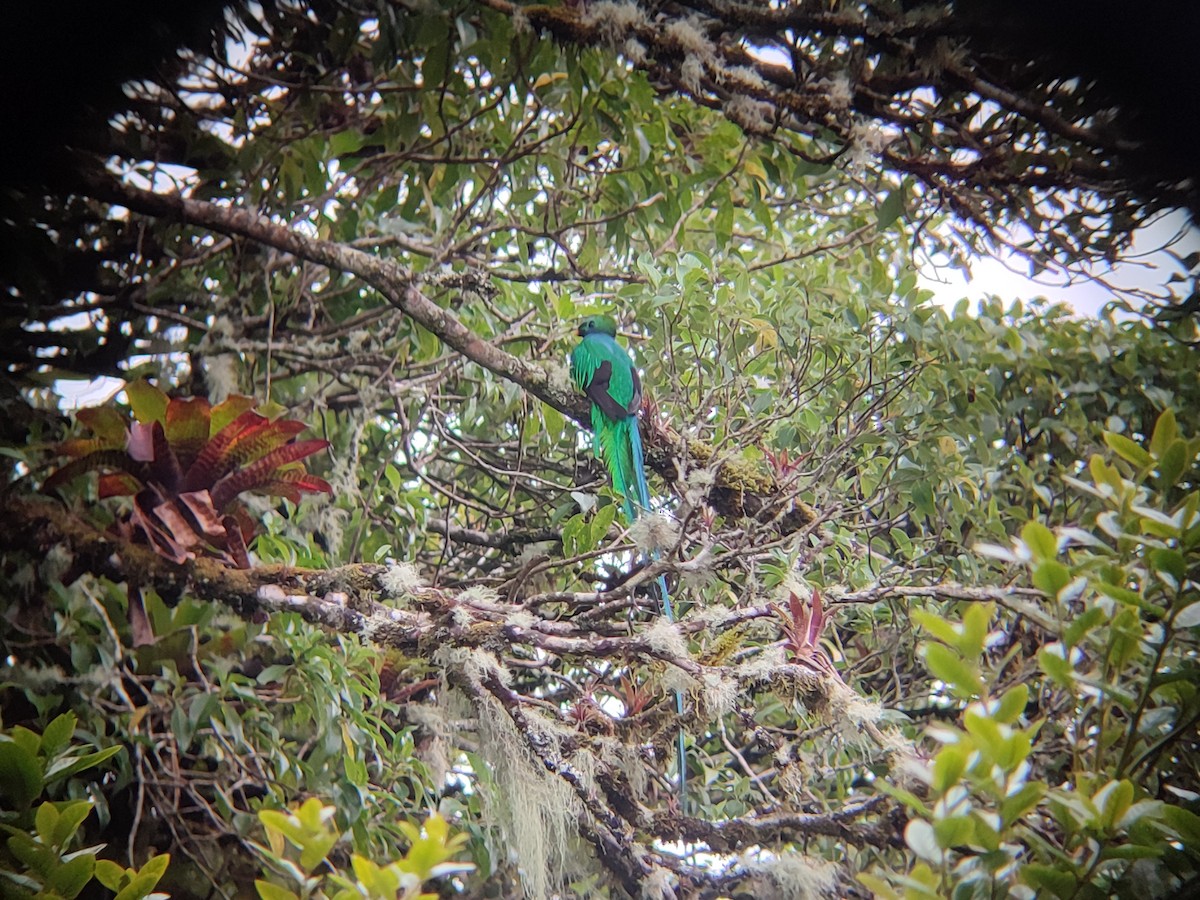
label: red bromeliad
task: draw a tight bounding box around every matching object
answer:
[46,380,331,570]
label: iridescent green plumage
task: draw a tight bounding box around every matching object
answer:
[569,315,648,524]
[570,315,687,802]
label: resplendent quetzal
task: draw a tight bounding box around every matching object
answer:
[570,314,686,798]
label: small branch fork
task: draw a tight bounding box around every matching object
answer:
[6,494,1047,895]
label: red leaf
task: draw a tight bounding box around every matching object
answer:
[98,473,141,498]
[183,410,266,491]
[226,418,308,467]
[223,515,250,569]
[151,500,205,552]
[43,450,145,492]
[165,396,212,471]
[808,588,825,646]
[130,488,191,564]
[129,586,156,647]
[210,439,329,510]
[209,395,257,436]
[176,490,230,542]
[148,421,184,490]
[253,471,333,503]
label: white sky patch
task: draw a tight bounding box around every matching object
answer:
[920,210,1200,317]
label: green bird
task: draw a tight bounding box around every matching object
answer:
[569,315,655,528]
[570,314,686,797]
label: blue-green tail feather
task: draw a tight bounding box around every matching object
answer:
[626,419,686,803]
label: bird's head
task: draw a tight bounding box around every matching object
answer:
[577,314,619,337]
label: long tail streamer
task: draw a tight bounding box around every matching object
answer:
[628,419,688,806]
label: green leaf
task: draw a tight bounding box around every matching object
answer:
[113,857,170,900]
[911,610,959,646]
[1000,782,1045,826]
[94,859,128,891]
[1096,779,1134,830]
[259,809,305,845]
[35,800,59,845]
[40,712,78,757]
[48,853,96,899]
[930,745,968,792]
[256,881,299,900]
[875,189,905,228]
[1103,431,1152,468]
[1032,559,1071,596]
[872,779,931,815]
[855,874,901,900]
[6,831,56,876]
[1038,644,1075,687]
[125,379,169,425]
[1162,806,1200,846]
[933,815,974,849]
[1148,408,1178,458]
[135,852,170,883]
[1022,863,1078,898]
[1152,548,1186,587]
[959,602,992,659]
[1063,606,1106,647]
[1020,520,1058,561]
[45,745,123,784]
[923,642,983,698]
[0,740,44,808]
[1089,454,1125,492]
[993,684,1029,724]
[1156,439,1189,489]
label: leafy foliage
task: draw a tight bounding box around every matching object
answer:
[868,412,1200,897]
[0,713,168,900]
[255,799,472,900]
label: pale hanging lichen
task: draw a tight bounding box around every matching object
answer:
[644,617,688,659]
[680,54,705,93]
[622,37,648,65]
[641,865,678,900]
[458,584,500,606]
[380,561,426,599]
[698,670,739,720]
[744,848,840,899]
[664,17,714,57]
[721,64,767,91]
[504,608,537,629]
[846,119,897,167]
[405,702,452,788]
[629,512,679,555]
[725,94,775,134]
[202,353,242,401]
[734,644,787,682]
[659,664,698,699]
[473,693,595,900]
[581,1,649,45]
[825,72,854,109]
[681,465,716,508]
[435,646,512,688]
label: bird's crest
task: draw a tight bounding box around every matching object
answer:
[577,314,619,337]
